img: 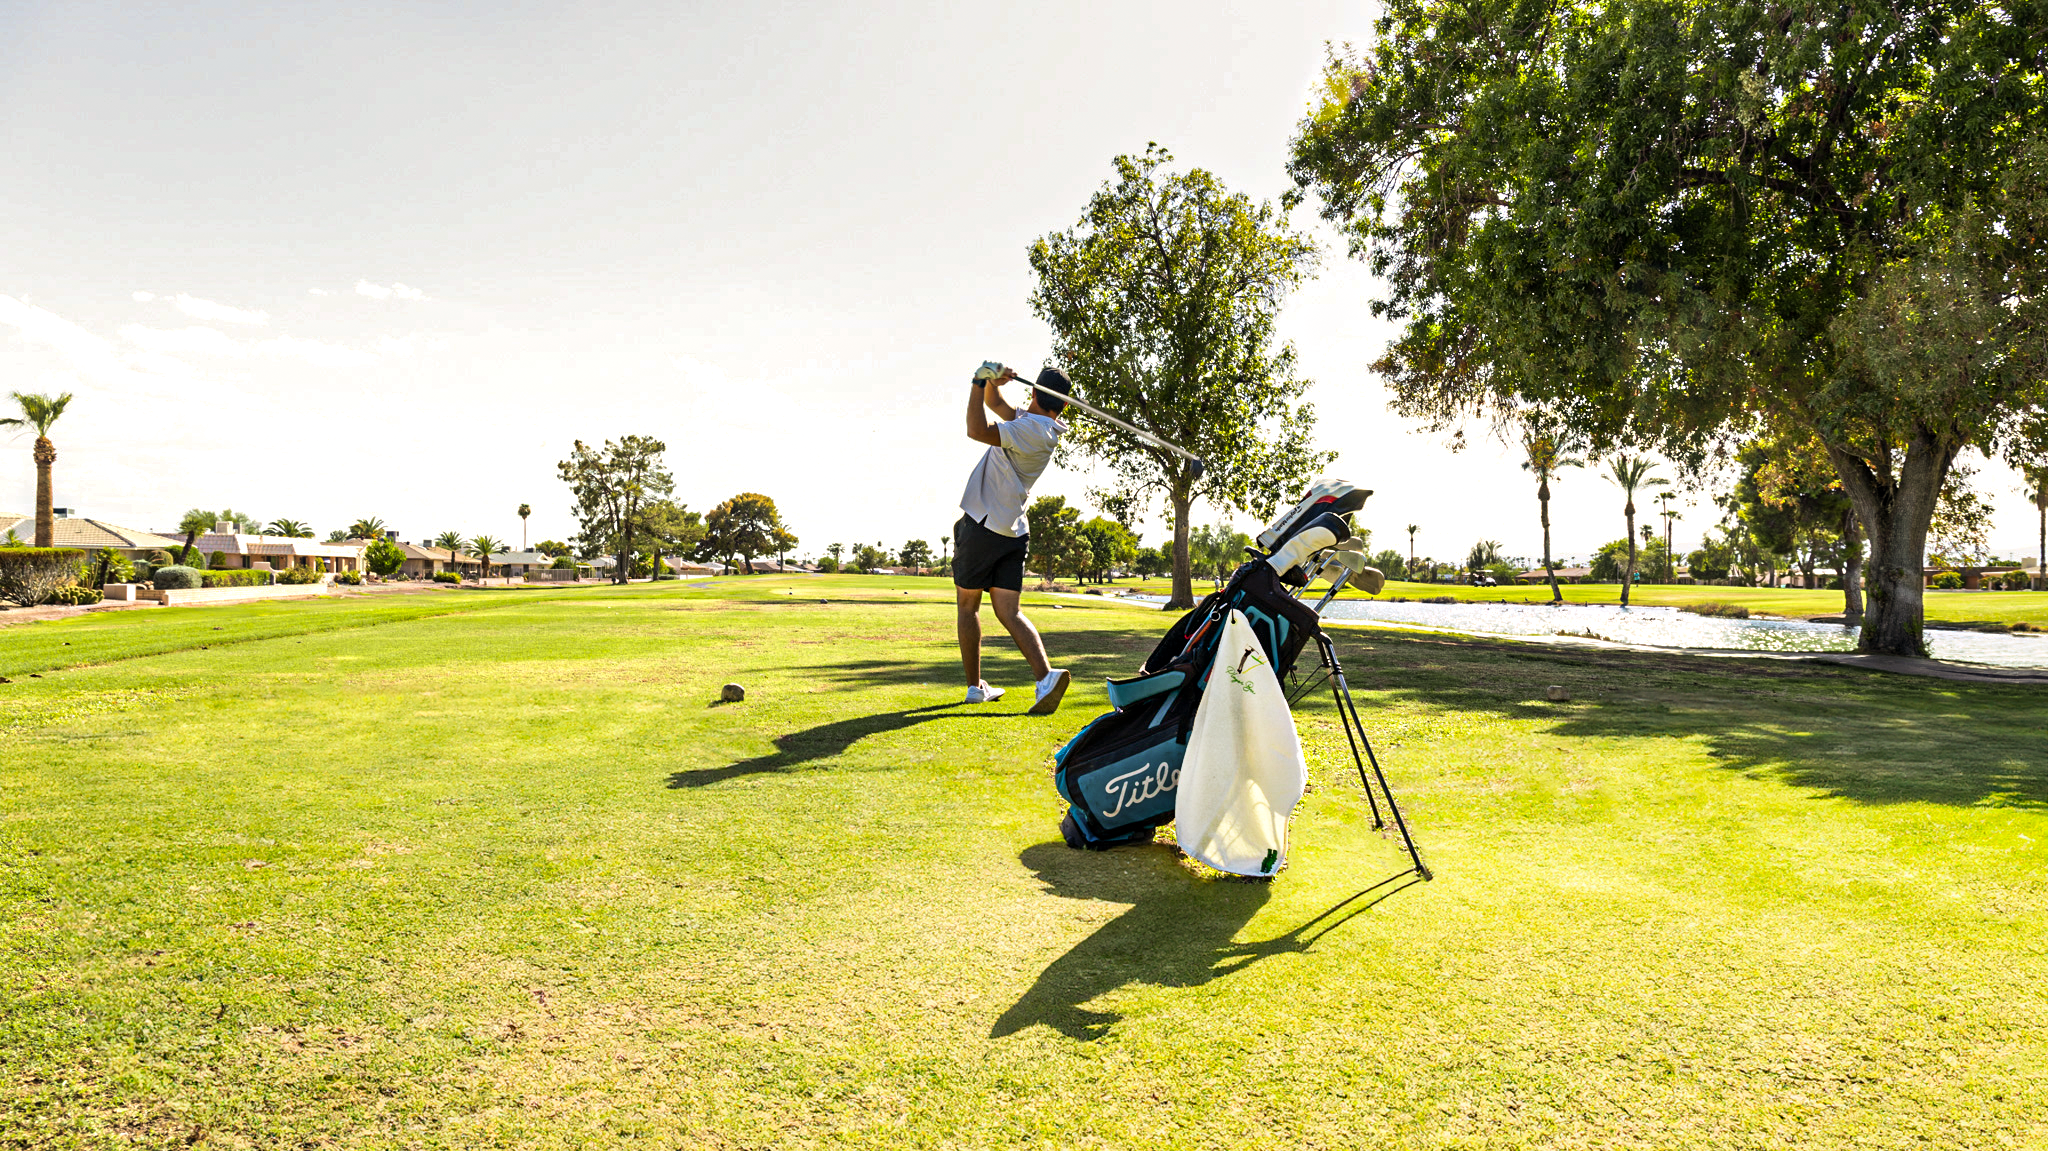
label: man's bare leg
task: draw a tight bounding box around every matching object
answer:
[988,588,1052,680]
[955,585,985,687]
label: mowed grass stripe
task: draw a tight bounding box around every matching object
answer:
[2,576,2044,1148]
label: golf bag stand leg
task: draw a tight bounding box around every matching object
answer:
[1315,630,1431,883]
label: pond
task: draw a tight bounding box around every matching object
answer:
[1105,593,2048,671]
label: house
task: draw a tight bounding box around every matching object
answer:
[192,521,364,573]
[395,542,455,578]
[484,550,552,577]
[0,510,184,563]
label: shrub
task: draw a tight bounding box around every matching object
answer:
[433,570,462,584]
[365,537,406,577]
[0,547,87,606]
[46,584,103,606]
[1680,601,1751,619]
[277,565,323,585]
[208,550,227,569]
[1998,570,2033,591]
[133,561,155,583]
[550,555,578,569]
[153,565,202,590]
[1931,571,1963,590]
[147,549,172,565]
[201,569,270,588]
[86,547,136,587]
[335,571,363,585]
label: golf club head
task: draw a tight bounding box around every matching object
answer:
[1353,566,1387,596]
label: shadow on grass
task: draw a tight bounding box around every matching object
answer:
[667,702,980,787]
[992,842,1278,1041]
[1329,633,2048,810]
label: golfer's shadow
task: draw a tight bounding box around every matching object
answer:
[991,842,1280,1041]
[666,703,977,788]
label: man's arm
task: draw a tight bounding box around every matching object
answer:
[965,366,1016,446]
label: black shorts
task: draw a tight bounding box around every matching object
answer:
[953,514,1029,592]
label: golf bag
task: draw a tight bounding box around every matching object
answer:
[1053,561,1323,849]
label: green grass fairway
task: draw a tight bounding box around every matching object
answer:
[4,576,2045,1148]
[1112,575,2048,627]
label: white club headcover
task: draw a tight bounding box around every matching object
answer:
[1265,524,1340,580]
[1175,609,1309,877]
[1352,566,1387,596]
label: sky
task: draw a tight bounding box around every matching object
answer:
[1,1,2039,566]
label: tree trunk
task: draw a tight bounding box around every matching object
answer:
[2037,491,2046,592]
[1167,485,1195,610]
[1539,479,1560,604]
[1840,507,1864,624]
[1799,530,1816,591]
[616,500,635,585]
[33,437,56,548]
[1824,431,1953,658]
[1621,501,1636,606]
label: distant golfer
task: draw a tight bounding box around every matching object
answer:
[954,363,1072,713]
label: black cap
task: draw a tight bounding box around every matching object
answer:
[1030,367,1070,414]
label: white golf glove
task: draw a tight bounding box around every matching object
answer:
[973,361,1006,383]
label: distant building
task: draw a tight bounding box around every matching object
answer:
[193,521,364,573]
[0,510,183,562]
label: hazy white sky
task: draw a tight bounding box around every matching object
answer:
[2,1,2037,564]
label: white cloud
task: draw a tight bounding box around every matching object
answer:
[174,293,269,326]
[119,324,251,359]
[355,280,426,301]
[132,290,156,302]
[256,335,378,369]
[308,287,330,296]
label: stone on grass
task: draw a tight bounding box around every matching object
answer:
[721,683,746,703]
[1546,684,1571,702]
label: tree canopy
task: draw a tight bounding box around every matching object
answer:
[1289,0,2048,655]
[558,436,673,584]
[698,493,785,574]
[1031,145,1331,608]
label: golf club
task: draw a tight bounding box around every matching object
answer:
[977,363,1206,479]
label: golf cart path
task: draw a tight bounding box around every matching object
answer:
[1052,591,2048,686]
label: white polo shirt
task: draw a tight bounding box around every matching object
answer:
[959,411,1066,537]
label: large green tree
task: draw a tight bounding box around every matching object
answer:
[697,492,784,574]
[640,499,706,579]
[1030,146,1332,609]
[558,436,673,585]
[1,391,73,547]
[1290,1,2048,655]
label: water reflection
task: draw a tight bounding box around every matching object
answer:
[1112,594,2048,670]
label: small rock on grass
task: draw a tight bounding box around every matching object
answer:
[721,683,746,703]
[1546,684,1571,702]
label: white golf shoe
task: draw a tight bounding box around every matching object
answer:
[1029,668,1071,715]
[965,682,1005,704]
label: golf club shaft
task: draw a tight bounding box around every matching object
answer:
[991,372,1205,475]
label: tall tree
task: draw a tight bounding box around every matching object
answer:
[517,503,531,551]
[267,518,312,538]
[1,391,74,547]
[1405,523,1418,577]
[558,436,673,585]
[1290,1,2048,656]
[1602,456,1666,606]
[1520,422,1580,604]
[900,539,934,570]
[1030,145,1331,609]
[347,517,387,541]
[696,492,783,574]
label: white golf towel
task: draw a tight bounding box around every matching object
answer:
[1174,609,1309,876]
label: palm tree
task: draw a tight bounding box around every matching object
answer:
[471,535,504,580]
[1657,492,1680,583]
[268,518,311,538]
[348,516,387,541]
[1602,456,1666,606]
[1,392,75,547]
[1520,426,1581,604]
[176,508,219,565]
[429,530,465,577]
[517,504,531,550]
[1405,524,1419,578]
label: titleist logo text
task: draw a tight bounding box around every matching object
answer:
[1100,760,1178,820]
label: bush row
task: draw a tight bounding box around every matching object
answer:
[0,548,87,606]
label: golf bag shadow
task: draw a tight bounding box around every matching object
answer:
[1052,562,1322,850]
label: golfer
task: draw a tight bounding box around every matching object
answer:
[954,364,1072,713]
